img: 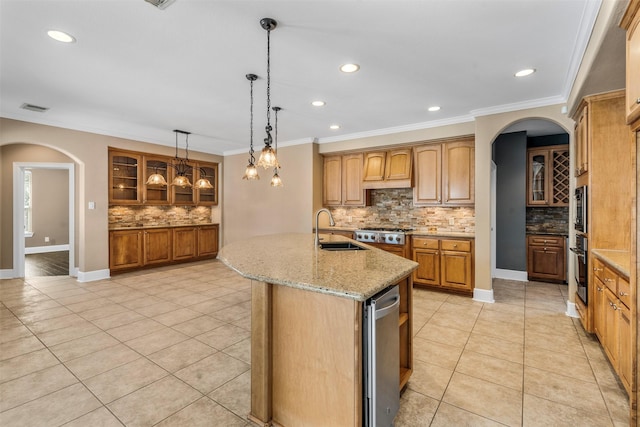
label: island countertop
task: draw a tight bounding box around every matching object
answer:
[217,233,418,301]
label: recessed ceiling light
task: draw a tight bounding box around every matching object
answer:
[515,68,536,77]
[311,101,326,107]
[340,63,360,73]
[330,124,340,130]
[428,106,441,112]
[47,30,76,43]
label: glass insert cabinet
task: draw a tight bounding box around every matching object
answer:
[526,145,569,207]
[109,148,218,206]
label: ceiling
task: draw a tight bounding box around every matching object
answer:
[0,0,604,155]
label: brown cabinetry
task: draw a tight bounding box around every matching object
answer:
[574,106,588,177]
[592,256,633,395]
[322,154,368,206]
[526,235,566,282]
[109,224,219,273]
[109,229,143,270]
[412,236,474,293]
[526,145,569,207]
[109,148,218,206]
[413,137,474,206]
[109,151,142,204]
[621,0,640,129]
[362,148,412,189]
[143,228,172,265]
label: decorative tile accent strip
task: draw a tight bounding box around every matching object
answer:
[108,205,212,228]
[328,188,475,233]
[526,207,569,234]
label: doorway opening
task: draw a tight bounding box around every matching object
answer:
[13,162,75,278]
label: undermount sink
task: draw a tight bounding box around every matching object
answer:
[319,242,368,251]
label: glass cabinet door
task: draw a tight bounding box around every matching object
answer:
[143,157,170,204]
[171,166,195,205]
[109,151,141,204]
[195,163,218,205]
[527,149,548,205]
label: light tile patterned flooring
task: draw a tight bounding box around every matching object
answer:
[0,261,630,426]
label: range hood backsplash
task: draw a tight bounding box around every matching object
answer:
[328,188,475,233]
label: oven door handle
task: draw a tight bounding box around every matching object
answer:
[569,247,585,257]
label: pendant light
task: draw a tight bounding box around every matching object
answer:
[170,130,192,187]
[146,167,168,186]
[270,106,283,187]
[256,18,279,170]
[243,73,260,180]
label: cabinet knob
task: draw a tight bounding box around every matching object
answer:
[435,251,439,255]
[596,286,602,292]
[636,98,640,104]
[612,304,618,311]
[453,244,458,247]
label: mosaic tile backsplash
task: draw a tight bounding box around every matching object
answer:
[328,188,475,232]
[526,207,569,235]
[109,205,213,228]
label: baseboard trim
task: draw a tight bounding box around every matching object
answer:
[494,269,528,282]
[76,269,110,282]
[565,301,580,318]
[24,244,70,255]
[0,269,16,279]
[473,288,495,304]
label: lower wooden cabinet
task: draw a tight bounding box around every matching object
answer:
[526,234,566,282]
[592,256,633,395]
[412,236,474,293]
[109,224,219,273]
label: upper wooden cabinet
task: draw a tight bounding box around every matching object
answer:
[322,154,368,207]
[526,145,569,207]
[362,148,412,189]
[414,137,474,206]
[109,148,218,206]
[109,151,142,204]
[621,0,640,129]
[574,104,589,176]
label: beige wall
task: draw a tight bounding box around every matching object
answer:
[27,168,70,248]
[0,118,222,276]
[222,143,318,245]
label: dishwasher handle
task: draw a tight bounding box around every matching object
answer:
[375,294,400,320]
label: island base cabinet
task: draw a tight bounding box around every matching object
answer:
[250,275,413,427]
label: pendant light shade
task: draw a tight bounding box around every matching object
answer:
[243,74,260,180]
[146,170,168,186]
[194,176,214,189]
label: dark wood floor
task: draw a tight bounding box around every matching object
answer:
[25,251,69,277]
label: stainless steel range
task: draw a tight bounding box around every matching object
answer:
[354,227,413,245]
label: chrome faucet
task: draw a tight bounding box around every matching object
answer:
[315,208,336,246]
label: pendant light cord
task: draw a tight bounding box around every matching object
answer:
[249,77,255,164]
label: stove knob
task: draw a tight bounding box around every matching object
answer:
[357,234,362,239]
[395,236,400,242]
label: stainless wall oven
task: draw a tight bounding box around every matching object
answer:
[574,185,588,233]
[570,235,588,305]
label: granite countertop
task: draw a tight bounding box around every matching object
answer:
[109,223,217,231]
[591,249,631,279]
[217,233,418,301]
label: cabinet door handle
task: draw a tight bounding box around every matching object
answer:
[604,278,614,283]
[596,286,602,292]
[435,251,439,255]
[620,291,628,297]
[612,304,618,311]
[593,267,603,272]
[453,244,458,247]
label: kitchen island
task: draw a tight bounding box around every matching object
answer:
[218,233,418,427]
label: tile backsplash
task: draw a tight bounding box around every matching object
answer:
[328,188,475,232]
[526,207,569,234]
[109,205,212,228]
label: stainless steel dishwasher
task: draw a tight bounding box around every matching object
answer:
[364,285,400,426]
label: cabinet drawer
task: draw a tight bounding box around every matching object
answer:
[441,239,471,252]
[528,235,564,246]
[411,237,439,249]
[618,276,631,308]
[601,266,619,293]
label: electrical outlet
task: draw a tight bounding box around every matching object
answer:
[44,236,50,243]
[448,217,455,226]
[348,216,352,223]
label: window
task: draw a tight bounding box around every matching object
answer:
[24,170,33,237]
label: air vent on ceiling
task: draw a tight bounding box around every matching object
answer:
[20,103,49,113]
[144,0,176,9]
